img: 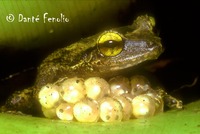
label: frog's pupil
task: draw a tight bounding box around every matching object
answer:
[98,40,123,56]
[103,40,120,48]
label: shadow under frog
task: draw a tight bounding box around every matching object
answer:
[1,15,166,116]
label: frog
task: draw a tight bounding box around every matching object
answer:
[1,15,182,117]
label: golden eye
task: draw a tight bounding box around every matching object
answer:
[97,31,124,57]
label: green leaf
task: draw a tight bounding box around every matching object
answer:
[1,100,200,134]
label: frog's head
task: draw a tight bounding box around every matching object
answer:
[86,15,163,77]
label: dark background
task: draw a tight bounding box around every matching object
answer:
[0,0,199,105]
[152,0,199,103]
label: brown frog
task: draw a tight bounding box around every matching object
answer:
[1,15,181,116]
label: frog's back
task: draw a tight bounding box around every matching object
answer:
[35,35,98,88]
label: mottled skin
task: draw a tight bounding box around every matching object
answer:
[2,15,164,115]
[36,15,162,89]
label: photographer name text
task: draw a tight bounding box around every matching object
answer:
[6,13,69,23]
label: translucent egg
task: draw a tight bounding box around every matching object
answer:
[132,94,156,118]
[109,76,131,96]
[42,107,57,119]
[38,76,166,122]
[60,77,86,103]
[56,102,74,121]
[38,84,60,109]
[84,77,110,100]
[73,98,99,122]
[121,93,136,102]
[130,75,151,96]
[113,95,132,120]
[154,97,164,114]
[146,90,164,114]
[99,97,123,122]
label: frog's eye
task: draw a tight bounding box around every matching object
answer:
[97,31,124,57]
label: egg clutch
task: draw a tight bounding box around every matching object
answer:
[38,75,175,122]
